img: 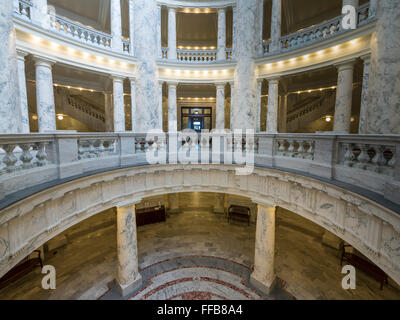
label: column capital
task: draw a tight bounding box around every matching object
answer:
[16,49,29,60]
[218,7,227,13]
[257,78,264,84]
[252,197,276,208]
[110,74,126,82]
[360,53,371,64]
[158,79,165,86]
[228,81,235,87]
[334,58,357,71]
[168,7,177,13]
[117,198,142,208]
[267,76,280,84]
[167,80,179,87]
[215,82,227,88]
[33,55,57,67]
[129,76,136,83]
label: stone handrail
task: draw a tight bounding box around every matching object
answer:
[161,48,234,63]
[48,13,112,50]
[263,2,375,56]
[0,133,399,207]
[177,49,217,63]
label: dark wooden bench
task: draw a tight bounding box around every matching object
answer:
[136,205,166,227]
[0,250,43,289]
[228,205,250,226]
[341,244,388,290]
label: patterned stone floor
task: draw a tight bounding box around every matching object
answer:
[100,256,293,300]
[0,193,399,300]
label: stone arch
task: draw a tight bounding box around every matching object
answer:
[0,164,399,285]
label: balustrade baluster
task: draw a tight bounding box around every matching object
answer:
[356,144,370,170]
[35,143,48,167]
[343,144,354,167]
[20,144,34,169]
[2,145,18,173]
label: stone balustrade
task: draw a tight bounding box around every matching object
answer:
[13,0,32,20]
[0,133,398,208]
[161,48,234,63]
[122,39,131,54]
[263,2,375,57]
[48,13,112,50]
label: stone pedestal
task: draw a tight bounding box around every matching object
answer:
[116,203,142,296]
[250,203,276,295]
[168,8,177,60]
[266,78,279,133]
[333,61,355,133]
[217,9,226,61]
[34,57,56,133]
[216,83,226,129]
[112,76,125,132]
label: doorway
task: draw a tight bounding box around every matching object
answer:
[181,107,212,132]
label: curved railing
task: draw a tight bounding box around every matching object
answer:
[0,133,399,285]
[263,2,375,56]
[0,133,398,208]
[161,48,234,63]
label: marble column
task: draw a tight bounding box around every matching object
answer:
[217,8,227,61]
[17,50,30,133]
[168,81,178,132]
[229,81,235,130]
[157,4,162,59]
[133,1,160,132]
[270,0,281,52]
[158,80,164,131]
[112,76,125,132]
[258,0,264,56]
[116,203,142,296]
[266,78,279,133]
[0,0,21,134]
[333,61,355,133]
[256,79,263,132]
[232,0,259,130]
[111,0,123,52]
[129,0,135,56]
[279,94,288,133]
[232,6,237,58]
[31,0,49,29]
[216,83,226,129]
[130,78,136,132]
[168,8,177,60]
[250,203,276,294]
[365,0,400,134]
[359,54,371,134]
[104,92,113,132]
[214,193,225,214]
[34,57,56,133]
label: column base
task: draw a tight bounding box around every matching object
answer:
[249,274,276,295]
[116,274,142,297]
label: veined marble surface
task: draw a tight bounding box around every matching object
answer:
[0,0,22,133]
[365,0,400,134]
[113,78,125,132]
[231,0,260,130]
[134,0,162,132]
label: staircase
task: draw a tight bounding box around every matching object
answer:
[286,91,335,133]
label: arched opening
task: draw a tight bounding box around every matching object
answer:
[1,192,398,300]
